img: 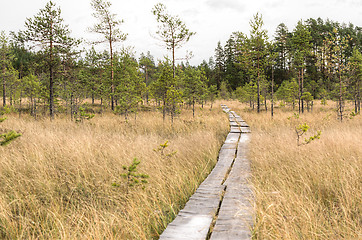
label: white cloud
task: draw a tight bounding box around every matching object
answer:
[206,0,245,12]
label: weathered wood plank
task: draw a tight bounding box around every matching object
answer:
[210,131,253,240]
[210,186,253,240]
[224,133,240,146]
[240,127,251,133]
[238,121,249,127]
[159,184,225,240]
[230,126,241,133]
[160,105,253,240]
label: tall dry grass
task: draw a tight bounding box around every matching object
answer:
[227,100,362,239]
[0,103,228,239]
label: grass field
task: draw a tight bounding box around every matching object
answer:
[1,100,361,239]
[0,103,228,239]
[227,100,362,239]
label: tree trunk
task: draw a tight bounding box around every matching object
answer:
[271,65,274,118]
[110,39,115,111]
[257,56,260,113]
[264,96,267,112]
[355,82,360,114]
[172,41,175,79]
[339,73,343,122]
[192,97,195,117]
[50,64,54,119]
[49,23,54,120]
[2,53,6,107]
[34,98,37,120]
[301,67,304,114]
[171,104,174,124]
[298,69,301,114]
[70,92,74,121]
[19,90,22,118]
[162,98,166,122]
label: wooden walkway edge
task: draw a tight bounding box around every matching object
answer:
[159,105,253,240]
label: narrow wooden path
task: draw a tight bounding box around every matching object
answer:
[159,105,253,240]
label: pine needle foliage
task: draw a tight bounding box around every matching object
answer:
[154,140,177,158]
[0,130,21,146]
[74,106,95,123]
[0,116,21,146]
[113,158,149,194]
[295,123,321,146]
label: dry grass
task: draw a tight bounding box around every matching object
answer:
[227,100,362,239]
[0,103,228,239]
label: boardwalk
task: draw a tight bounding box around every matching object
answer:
[159,105,253,240]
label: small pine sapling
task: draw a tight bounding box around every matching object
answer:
[113,158,149,194]
[74,106,95,123]
[0,116,21,146]
[321,98,327,106]
[287,112,300,120]
[295,123,321,146]
[349,111,357,119]
[154,140,177,158]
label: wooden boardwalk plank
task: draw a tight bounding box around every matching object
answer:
[159,105,253,240]
[210,132,253,240]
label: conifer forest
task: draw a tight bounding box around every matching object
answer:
[0,0,361,239]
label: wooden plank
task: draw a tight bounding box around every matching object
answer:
[238,122,249,127]
[159,185,225,240]
[230,126,241,133]
[210,133,253,239]
[240,127,251,133]
[210,230,251,240]
[210,186,253,240]
[160,105,253,240]
[224,133,240,145]
[197,147,235,187]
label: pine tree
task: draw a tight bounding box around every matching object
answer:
[150,61,174,121]
[0,111,21,146]
[114,50,145,121]
[19,1,78,119]
[348,47,362,114]
[249,13,269,113]
[183,67,206,117]
[89,0,127,111]
[0,31,14,107]
[325,28,349,121]
[152,3,195,78]
[139,52,156,104]
[166,85,182,123]
[22,74,41,118]
[224,35,239,89]
[291,20,312,114]
[214,41,225,89]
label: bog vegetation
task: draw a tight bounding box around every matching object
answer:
[0,105,228,239]
[227,101,361,239]
[0,0,361,239]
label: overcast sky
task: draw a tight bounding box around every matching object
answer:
[1,0,361,65]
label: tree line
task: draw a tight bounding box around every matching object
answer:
[0,0,210,123]
[0,1,361,123]
[211,15,361,119]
